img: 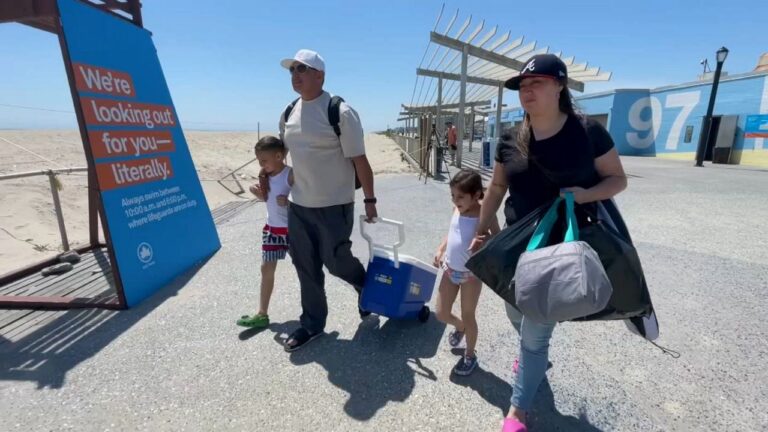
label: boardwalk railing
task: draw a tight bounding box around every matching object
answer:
[0,167,88,252]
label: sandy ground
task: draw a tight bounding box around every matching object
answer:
[0,130,412,275]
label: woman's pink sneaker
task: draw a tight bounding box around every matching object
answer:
[502,418,527,432]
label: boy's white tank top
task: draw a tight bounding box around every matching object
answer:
[266,167,291,228]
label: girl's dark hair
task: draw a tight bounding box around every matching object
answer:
[450,169,484,199]
[254,135,285,153]
[515,80,580,157]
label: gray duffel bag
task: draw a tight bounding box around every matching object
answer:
[515,193,612,323]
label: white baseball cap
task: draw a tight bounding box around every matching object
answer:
[280,49,325,72]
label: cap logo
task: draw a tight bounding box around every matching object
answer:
[558,70,566,77]
[522,59,536,74]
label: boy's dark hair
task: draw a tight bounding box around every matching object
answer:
[450,169,484,199]
[254,136,285,153]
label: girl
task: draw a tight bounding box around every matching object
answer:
[434,169,499,376]
[471,54,628,432]
[237,136,294,329]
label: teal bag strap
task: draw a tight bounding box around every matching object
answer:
[526,197,562,251]
[563,192,579,242]
[526,192,579,252]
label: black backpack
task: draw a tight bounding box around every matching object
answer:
[283,95,362,189]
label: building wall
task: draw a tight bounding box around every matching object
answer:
[487,72,768,167]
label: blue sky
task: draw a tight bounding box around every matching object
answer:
[1,0,766,132]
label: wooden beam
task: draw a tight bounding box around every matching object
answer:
[430,31,585,92]
[0,0,143,31]
[127,0,142,26]
[18,17,57,33]
[90,0,143,27]
[400,110,456,117]
[417,68,503,87]
[457,45,468,166]
[569,66,602,78]
[581,71,612,82]
[0,0,56,24]
[0,295,121,310]
[437,76,443,137]
[402,100,492,113]
[495,84,503,140]
[98,0,132,12]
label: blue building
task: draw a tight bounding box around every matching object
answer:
[487,69,768,167]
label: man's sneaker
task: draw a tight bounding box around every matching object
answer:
[453,354,478,376]
[448,329,465,347]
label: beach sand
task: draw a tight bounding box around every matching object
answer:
[0,130,412,275]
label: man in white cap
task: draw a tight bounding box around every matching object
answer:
[278,49,378,352]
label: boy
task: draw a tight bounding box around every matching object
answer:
[237,136,293,328]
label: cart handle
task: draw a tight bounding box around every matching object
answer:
[359,216,406,268]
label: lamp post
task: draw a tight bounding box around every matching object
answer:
[695,46,729,167]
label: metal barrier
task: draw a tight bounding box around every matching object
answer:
[216,157,257,197]
[0,167,88,252]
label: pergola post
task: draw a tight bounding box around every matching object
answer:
[457,44,468,167]
[495,84,503,141]
[437,76,443,139]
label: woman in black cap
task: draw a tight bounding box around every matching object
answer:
[471,53,628,432]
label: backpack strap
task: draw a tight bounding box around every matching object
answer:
[326,95,361,189]
[327,95,344,137]
[283,97,300,123]
[284,96,343,137]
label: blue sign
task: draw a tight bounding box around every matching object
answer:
[745,114,768,138]
[482,141,490,167]
[58,0,220,306]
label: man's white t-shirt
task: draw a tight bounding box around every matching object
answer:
[279,91,365,208]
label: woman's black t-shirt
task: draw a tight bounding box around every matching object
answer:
[495,115,615,225]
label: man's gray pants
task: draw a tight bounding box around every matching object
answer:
[288,202,367,334]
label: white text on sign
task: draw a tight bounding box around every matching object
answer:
[74,63,136,98]
[87,130,175,159]
[81,97,176,129]
[95,156,174,190]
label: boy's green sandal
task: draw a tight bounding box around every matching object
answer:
[236,313,269,328]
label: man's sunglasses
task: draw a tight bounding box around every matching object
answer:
[289,64,316,74]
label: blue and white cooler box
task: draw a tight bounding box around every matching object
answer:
[359,217,438,322]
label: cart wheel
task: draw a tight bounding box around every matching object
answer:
[418,306,430,323]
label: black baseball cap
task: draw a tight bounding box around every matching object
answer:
[504,54,568,90]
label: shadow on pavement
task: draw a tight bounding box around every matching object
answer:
[270,314,446,421]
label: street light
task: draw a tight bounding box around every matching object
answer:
[695,46,729,167]
[716,46,729,63]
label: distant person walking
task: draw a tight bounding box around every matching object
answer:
[446,121,458,165]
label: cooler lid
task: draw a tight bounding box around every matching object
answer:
[373,248,438,275]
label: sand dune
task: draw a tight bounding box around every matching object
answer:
[0,130,412,275]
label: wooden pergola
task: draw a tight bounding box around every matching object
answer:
[404,7,612,167]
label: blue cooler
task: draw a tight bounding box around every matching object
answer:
[359,217,438,322]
